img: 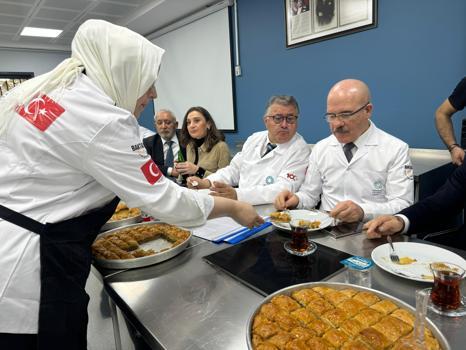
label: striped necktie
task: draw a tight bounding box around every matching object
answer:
[262,142,277,158]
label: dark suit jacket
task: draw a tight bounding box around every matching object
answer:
[401,161,466,236]
[143,131,186,176]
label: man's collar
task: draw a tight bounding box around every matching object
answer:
[161,133,178,144]
[266,132,297,148]
[352,121,374,148]
[330,121,376,147]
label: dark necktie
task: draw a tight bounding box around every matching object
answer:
[343,142,355,163]
[262,142,277,158]
[165,140,174,167]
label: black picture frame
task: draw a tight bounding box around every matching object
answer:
[285,0,378,48]
[0,72,34,96]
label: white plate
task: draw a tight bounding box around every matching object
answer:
[371,242,466,282]
[271,209,333,232]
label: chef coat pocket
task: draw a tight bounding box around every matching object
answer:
[365,170,387,202]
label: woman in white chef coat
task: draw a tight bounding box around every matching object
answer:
[0,20,261,350]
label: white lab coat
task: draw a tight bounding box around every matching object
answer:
[0,74,214,333]
[207,131,310,205]
[296,122,414,220]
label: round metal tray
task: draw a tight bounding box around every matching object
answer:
[100,213,143,232]
[93,221,191,269]
[246,281,450,350]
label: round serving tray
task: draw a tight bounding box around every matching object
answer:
[246,281,450,350]
[93,221,191,269]
[100,213,143,232]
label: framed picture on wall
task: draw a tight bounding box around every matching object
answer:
[285,0,377,48]
[0,72,34,97]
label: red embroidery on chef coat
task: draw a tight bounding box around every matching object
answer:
[17,95,65,132]
[141,159,162,185]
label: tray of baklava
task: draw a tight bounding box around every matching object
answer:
[247,282,448,350]
[101,202,143,232]
[92,221,191,269]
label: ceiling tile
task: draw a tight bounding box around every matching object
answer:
[27,18,67,29]
[0,0,36,5]
[0,0,227,51]
[103,0,147,5]
[79,13,122,23]
[42,0,93,11]
[0,14,25,26]
[0,33,14,40]
[36,8,80,21]
[0,3,32,17]
[0,24,20,33]
[91,2,137,16]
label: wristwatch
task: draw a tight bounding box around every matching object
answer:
[448,143,461,152]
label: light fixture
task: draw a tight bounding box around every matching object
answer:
[20,26,63,38]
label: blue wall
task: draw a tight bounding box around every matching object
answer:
[226,0,466,149]
[139,100,155,132]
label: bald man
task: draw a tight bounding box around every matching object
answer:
[275,79,414,222]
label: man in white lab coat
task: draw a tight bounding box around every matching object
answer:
[187,95,310,205]
[275,79,414,222]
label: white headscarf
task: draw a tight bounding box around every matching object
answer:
[0,19,164,135]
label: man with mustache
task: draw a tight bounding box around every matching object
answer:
[275,79,414,223]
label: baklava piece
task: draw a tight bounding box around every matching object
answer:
[270,211,291,223]
[291,288,321,306]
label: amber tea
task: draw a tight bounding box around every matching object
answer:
[430,262,465,310]
[290,225,309,252]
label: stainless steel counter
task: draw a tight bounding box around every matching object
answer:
[409,148,451,176]
[101,214,466,350]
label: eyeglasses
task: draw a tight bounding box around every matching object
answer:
[266,114,298,124]
[324,102,370,122]
[156,120,174,126]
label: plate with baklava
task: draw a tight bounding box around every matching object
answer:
[247,282,449,350]
[372,242,466,282]
[270,209,333,232]
[92,222,191,269]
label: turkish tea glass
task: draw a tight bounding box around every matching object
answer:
[284,220,317,256]
[427,262,466,317]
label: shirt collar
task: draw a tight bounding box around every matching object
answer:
[162,133,179,145]
[352,121,373,148]
[333,120,376,148]
[265,133,298,151]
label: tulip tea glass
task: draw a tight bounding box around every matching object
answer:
[284,220,317,256]
[427,262,466,317]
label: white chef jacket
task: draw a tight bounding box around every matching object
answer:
[0,74,214,334]
[296,122,414,220]
[207,131,310,205]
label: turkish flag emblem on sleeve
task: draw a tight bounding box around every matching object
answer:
[17,94,65,132]
[140,159,163,185]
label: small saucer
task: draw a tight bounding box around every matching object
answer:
[425,288,466,317]
[284,240,317,256]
